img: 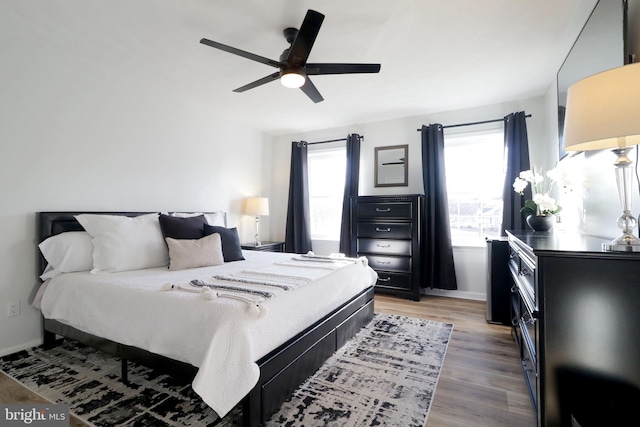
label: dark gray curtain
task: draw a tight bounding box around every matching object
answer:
[285,141,312,254]
[501,112,531,234]
[421,124,457,290]
[339,133,361,255]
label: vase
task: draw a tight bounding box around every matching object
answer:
[526,215,555,232]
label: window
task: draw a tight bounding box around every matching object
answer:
[444,129,505,246]
[307,143,346,240]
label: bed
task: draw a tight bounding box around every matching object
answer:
[36,211,376,426]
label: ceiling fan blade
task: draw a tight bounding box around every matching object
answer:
[306,63,381,75]
[300,77,324,103]
[200,38,281,68]
[287,10,325,66]
[233,72,280,92]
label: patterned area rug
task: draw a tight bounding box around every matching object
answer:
[0,314,452,427]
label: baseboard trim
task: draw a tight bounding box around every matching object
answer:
[0,339,42,358]
[422,288,486,301]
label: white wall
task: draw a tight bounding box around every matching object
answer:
[0,36,273,356]
[269,96,549,301]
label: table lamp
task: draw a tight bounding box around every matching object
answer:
[244,197,269,246]
[562,62,640,252]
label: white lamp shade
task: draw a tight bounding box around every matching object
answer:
[244,197,269,216]
[563,62,640,152]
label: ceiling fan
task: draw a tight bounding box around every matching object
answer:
[199,9,381,103]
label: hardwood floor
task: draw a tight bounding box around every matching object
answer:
[375,294,535,427]
[1,295,535,426]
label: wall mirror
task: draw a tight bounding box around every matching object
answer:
[375,144,408,187]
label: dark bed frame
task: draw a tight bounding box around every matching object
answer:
[37,212,374,427]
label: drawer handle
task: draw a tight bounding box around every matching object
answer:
[377,261,391,265]
[523,312,535,325]
[375,208,391,212]
[510,285,518,293]
[522,357,535,373]
[520,267,531,277]
[376,243,391,248]
[378,277,391,282]
[375,227,391,232]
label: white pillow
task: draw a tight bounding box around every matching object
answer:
[75,213,168,273]
[168,211,226,226]
[40,264,60,281]
[205,212,226,227]
[166,233,224,271]
[38,231,94,278]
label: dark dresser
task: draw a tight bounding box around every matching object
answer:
[506,230,640,427]
[350,194,424,301]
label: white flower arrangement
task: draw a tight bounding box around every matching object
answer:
[513,167,562,217]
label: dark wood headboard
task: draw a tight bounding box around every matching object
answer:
[36,211,227,276]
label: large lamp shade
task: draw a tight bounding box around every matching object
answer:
[563,62,640,152]
[244,197,269,216]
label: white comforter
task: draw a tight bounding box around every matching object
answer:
[40,251,377,416]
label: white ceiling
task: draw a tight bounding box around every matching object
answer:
[3,0,597,135]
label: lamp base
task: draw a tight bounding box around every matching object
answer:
[603,233,640,252]
[603,242,640,252]
[253,215,261,247]
[604,148,640,252]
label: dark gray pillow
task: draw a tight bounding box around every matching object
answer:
[158,214,207,240]
[203,224,245,262]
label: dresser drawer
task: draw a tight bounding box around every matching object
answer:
[357,223,412,239]
[357,238,411,256]
[509,243,536,310]
[363,254,411,273]
[356,202,413,219]
[508,246,519,276]
[510,290,523,350]
[519,308,537,365]
[518,261,535,303]
[375,271,413,290]
[521,348,538,416]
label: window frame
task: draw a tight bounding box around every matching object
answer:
[306,141,347,241]
[443,127,505,247]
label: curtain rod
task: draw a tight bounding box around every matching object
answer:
[415,114,532,132]
[296,134,364,146]
[307,137,347,145]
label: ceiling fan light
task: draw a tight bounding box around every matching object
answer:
[281,69,306,88]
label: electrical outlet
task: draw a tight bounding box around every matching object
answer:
[7,301,19,317]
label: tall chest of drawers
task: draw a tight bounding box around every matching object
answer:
[350,194,424,301]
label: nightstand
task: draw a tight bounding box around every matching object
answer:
[241,241,285,253]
